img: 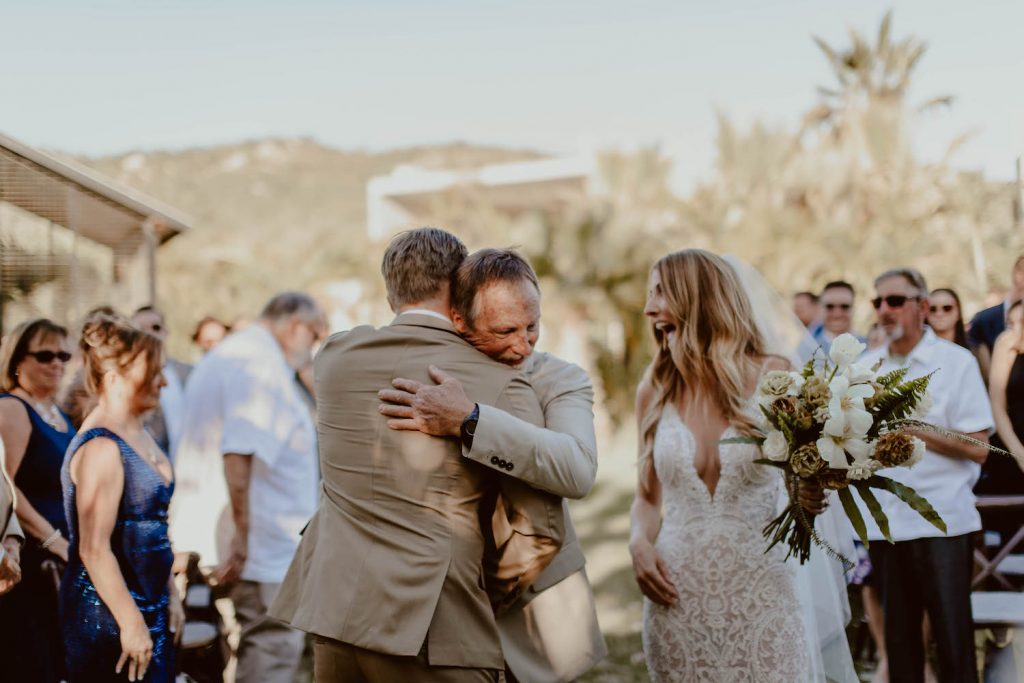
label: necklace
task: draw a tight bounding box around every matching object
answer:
[30,399,63,431]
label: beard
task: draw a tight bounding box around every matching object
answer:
[882,322,905,343]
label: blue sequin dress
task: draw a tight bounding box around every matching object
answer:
[60,427,176,682]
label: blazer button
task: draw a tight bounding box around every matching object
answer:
[498,459,507,468]
[491,456,500,465]
[505,463,514,471]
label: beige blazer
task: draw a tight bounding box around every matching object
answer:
[270,314,564,670]
[468,352,607,682]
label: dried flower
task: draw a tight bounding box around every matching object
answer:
[801,376,831,408]
[759,371,797,406]
[792,444,826,478]
[874,431,916,468]
[816,468,850,490]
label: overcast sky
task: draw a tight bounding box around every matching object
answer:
[3,0,1021,191]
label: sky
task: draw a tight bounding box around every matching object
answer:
[3,0,1022,191]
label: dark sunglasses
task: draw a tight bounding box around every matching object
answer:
[929,305,956,314]
[26,350,72,364]
[824,303,852,311]
[872,295,919,310]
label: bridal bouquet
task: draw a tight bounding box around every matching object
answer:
[732,333,946,565]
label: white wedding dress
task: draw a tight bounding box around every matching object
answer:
[642,404,810,682]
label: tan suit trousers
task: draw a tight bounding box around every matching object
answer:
[312,636,504,683]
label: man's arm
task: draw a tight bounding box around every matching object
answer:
[910,429,989,464]
[378,360,598,499]
[468,359,596,499]
[214,452,252,585]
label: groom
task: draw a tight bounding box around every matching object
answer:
[270,228,564,682]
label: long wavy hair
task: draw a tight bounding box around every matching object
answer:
[639,250,770,482]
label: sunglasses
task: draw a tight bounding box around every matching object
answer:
[929,305,956,314]
[26,350,72,364]
[872,295,919,310]
[824,303,852,311]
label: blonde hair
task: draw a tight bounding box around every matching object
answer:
[639,250,772,482]
[80,314,163,397]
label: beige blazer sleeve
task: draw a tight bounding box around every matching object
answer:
[465,357,597,499]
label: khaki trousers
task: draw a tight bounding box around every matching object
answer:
[312,635,504,683]
[231,580,305,683]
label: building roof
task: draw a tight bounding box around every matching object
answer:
[0,131,191,254]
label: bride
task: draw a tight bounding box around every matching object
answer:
[629,249,855,682]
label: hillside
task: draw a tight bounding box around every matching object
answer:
[77,138,544,354]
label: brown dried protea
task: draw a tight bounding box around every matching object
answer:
[792,444,826,478]
[874,431,916,467]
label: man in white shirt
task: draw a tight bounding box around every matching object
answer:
[862,267,991,683]
[170,292,323,683]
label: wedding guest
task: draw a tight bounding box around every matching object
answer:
[60,314,185,682]
[969,255,1024,379]
[813,280,863,353]
[976,300,1024,536]
[927,288,969,349]
[60,305,120,429]
[863,267,991,683]
[170,292,322,683]
[0,438,24,596]
[793,291,820,329]
[0,318,76,683]
[132,306,190,459]
[192,316,230,355]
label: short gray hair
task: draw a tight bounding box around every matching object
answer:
[259,291,322,323]
[874,267,928,295]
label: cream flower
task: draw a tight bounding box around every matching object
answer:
[816,432,872,469]
[829,334,867,368]
[846,460,879,481]
[763,430,789,462]
[844,361,875,385]
[786,372,806,396]
[825,375,874,437]
[904,436,926,468]
[912,392,934,420]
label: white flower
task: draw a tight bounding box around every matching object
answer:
[844,361,875,384]
[846,460,879,481]
[912,392,934,421]
[758,371,795,406]
[816,432,872,469]
[829,334,867,368]
[825,375,874,437]
[903,437,926,468]
[813,406,830,424]
[786,372,806,396]
[763,430,789,462]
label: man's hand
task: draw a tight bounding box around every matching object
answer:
[378,366,475,437]
[0,537,21,595]
[212,534,247,587]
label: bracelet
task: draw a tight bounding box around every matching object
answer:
[40,529,62,550]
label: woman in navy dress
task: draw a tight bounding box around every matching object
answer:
[0,318,77,683]
[60,314,184,682]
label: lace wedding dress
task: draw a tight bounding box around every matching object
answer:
[642,404,810,682]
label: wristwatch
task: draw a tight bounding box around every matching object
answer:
[460,403,480,450]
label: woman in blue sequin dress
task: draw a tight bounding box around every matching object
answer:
[60,315,184,682]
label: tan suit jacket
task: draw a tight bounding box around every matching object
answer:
[270,314,563,670]
[467,352,607,682]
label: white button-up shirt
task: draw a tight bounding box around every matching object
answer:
[861,327,993,541]
[169,324,318,583]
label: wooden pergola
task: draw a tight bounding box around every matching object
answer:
[0,132,191,334]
